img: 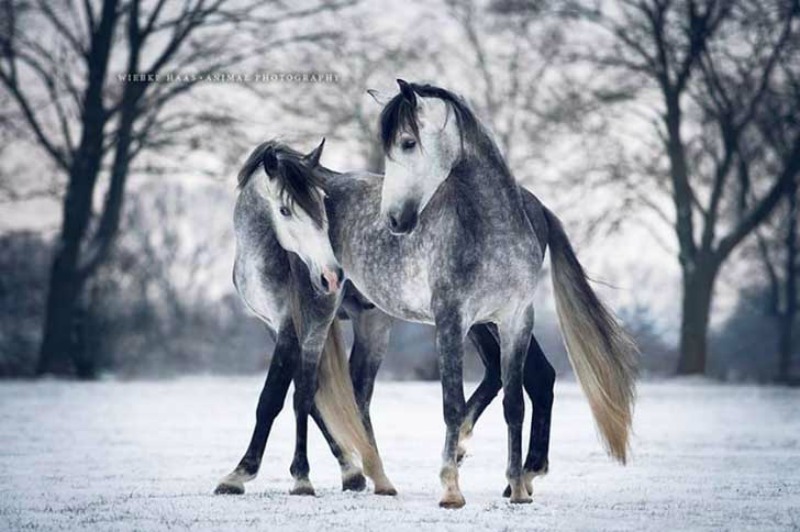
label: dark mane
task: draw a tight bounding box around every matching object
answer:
[379,83,485,156]
[237,140,326,228]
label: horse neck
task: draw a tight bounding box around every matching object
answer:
[453,142,526,223]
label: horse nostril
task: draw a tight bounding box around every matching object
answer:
[336,267,344,284]
[388,213,400,231]
[320,273,329,292]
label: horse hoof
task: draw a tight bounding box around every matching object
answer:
[509,494,533,504]
[214,481,245,495]
[342,472,367,492]
[374,485,398,496]
[289,480,316,496]
[439,495,466,509]
[502,485,511,498]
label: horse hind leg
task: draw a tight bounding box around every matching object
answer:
[522,337,555,492]
[499,307,535,504]
[457,324,502,464]
[502,335,555,498]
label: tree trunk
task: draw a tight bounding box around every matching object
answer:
[36,0,118,377]
[36,148,104,377]
[778,187,797,383]
[676,259,718,375]
[36,256,83,376]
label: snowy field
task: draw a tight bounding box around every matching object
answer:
[1,378,799,531]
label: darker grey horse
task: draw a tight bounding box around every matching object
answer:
[368,80,637,506]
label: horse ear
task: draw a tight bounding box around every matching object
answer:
[262,146,278,176]
[367,88,391,106]
[304,138,325,168]
[397,79,416,107]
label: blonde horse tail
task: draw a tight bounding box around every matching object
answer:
[544,208,639,463]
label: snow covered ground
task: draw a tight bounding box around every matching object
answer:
[0,378,798,531]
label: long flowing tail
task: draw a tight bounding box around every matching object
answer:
[314,319,386,481]
[544,208,639,464]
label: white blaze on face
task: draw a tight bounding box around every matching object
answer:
[380,96,461,221]
[257,175,342,294]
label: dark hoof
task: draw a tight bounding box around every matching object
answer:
[375,486,398,496]
[502,485,511,498]
[214,482,245,495]
[289,484,316,496]
[342,473,367,492]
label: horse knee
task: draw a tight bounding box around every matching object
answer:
[443,401,465,428]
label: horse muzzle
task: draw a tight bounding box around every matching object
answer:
[320,266,344,294]
[385,202,419,235]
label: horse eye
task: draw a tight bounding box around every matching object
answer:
[279,206,291,217]
[400,138,416,152]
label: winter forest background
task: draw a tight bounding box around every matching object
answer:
[0,0,798,383]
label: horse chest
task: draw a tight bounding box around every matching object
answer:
[344,252,435,323]
[234,254,289,330]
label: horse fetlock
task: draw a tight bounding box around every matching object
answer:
[456,421,474,464]
[456,442,468,465]
[341,464,367,492]
[526,459,549,477]
[523,460,548,492]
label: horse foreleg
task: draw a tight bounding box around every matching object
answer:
[214,325,297,495]
[434,302,467,509]
[289,351,319,496]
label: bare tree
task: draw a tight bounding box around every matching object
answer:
[257,6,439,174]
[575,0,800,374]
[0,0,350,377]
[444,0,570,181]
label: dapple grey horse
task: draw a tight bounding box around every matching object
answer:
[369,80,637,506]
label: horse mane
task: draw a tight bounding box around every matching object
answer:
[378,82,486,156]
[237,140,326,228]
